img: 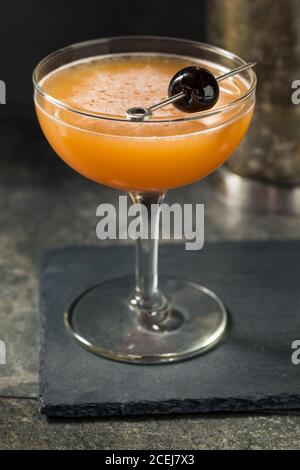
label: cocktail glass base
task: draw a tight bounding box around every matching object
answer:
[64,276,227,364]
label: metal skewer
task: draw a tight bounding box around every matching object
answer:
[217,61,257,82]
[126,61,256,121]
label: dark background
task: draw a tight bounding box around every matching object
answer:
[0,0,206,120]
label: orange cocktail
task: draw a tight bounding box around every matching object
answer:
[35,53,253,192]
[33,37,256,364]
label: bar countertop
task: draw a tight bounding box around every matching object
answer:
[1,119,300,450]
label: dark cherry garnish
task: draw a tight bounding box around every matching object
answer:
[126,62,255,120]
[168,66,220,113]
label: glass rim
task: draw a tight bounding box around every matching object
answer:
[32,35,257,124]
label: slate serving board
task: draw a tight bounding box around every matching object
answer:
[39,241,300,417]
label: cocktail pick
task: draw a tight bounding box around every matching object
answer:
[126,61,256,121]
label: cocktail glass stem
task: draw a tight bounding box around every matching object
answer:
[129,191,170,330]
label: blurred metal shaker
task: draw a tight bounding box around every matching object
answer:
[205,0,300,214]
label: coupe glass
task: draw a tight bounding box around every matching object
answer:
[33,36,256,363]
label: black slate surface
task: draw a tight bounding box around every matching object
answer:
[39,241,300,417]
